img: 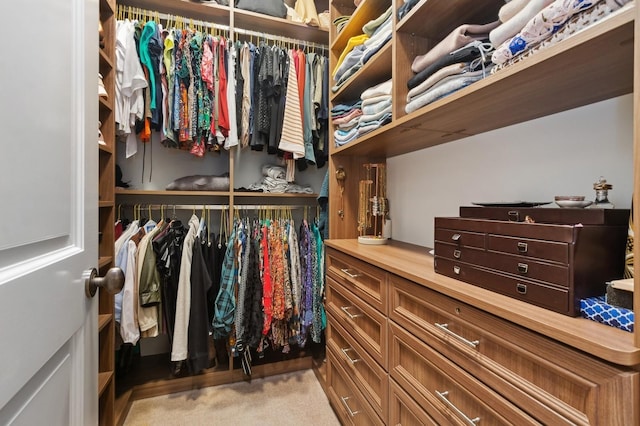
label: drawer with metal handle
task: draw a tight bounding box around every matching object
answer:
[326,313,388,420]
[327,248,387,314]
[326,276,387,367]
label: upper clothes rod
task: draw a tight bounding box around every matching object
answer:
[116,5,328,51]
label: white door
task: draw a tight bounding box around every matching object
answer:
[0,0,99,425]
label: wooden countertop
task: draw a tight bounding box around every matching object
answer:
[325,239,640,366]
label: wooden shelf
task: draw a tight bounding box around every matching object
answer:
[118,0,230,25]
[98,314,112,332]
[330,0,389,53]
[99,48,114,71]
[116,189,231,197]
[233,8,329,45]
[99,201,114,207]
[99,96,113,112]
[332,5,635,158]
[99,142,113,154]
[98,371,114,397]
[233,192,319,198]
[325,239,640,366]
[117,0,328,45]
[397,0,503,38]
[330,42,392,103]
[98,256,113,269]
[100,0,115,15]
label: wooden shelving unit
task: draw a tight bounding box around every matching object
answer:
[325,1,640,424]
[108,1,330,423]
[98,0,117,424]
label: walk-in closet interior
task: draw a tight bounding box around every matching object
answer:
[97,0,640,424]
[98,0,330,423]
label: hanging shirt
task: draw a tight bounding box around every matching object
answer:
[277,49,304,159]
[171,214,199,362]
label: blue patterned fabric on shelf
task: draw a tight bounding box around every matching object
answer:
[580,296,634,333]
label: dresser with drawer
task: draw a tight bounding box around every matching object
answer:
[324,239,640,425]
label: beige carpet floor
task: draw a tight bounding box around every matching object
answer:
[123,369,340,426]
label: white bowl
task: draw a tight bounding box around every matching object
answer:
[555,199,593,208]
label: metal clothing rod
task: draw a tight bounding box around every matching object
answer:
[119,204,312,210]
[232,27,328,51]
[116,5,328,51]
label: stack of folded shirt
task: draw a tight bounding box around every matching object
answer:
[332,7,393,93]
[406,38,494,113]
[333,15,351,34]
[404,21,498,113]
[358,79,392,136]
[406,60,494,114]
[492,0,630,68]
[333,34,369,83]
[332,100,362,147]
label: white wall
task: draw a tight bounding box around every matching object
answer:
[388,94,634,248]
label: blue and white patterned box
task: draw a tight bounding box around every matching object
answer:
[580,297,634,333]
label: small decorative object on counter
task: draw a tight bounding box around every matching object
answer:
[591,176,615,209]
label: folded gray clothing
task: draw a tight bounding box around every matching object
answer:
[407,62,467,102]
[165,173,230,191]
[358,112,392,130]
[332,65,362,92]
[363,5,392,36]
[362,98,392,115]
[262,164,286,179]
[408,40,487,89]
[362,32,392,65]
[358,105,392,124]
[333,44,366,83]
[405,70,487,114]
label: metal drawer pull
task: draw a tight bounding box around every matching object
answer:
[516,283,527,295]
[435,390,480,426]
[340,306,362,319]
[453,249,461,259]
[517,263,529,274]
[507,210,520,222]
[341,396,360,417]
[451,233,461,242]
[340,268,361,279]
[435,323,479,348]
[453,266,461,275]
[517,242,528,253]
[341,347,361,364]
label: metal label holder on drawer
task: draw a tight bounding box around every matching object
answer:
[434,207,630,316]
